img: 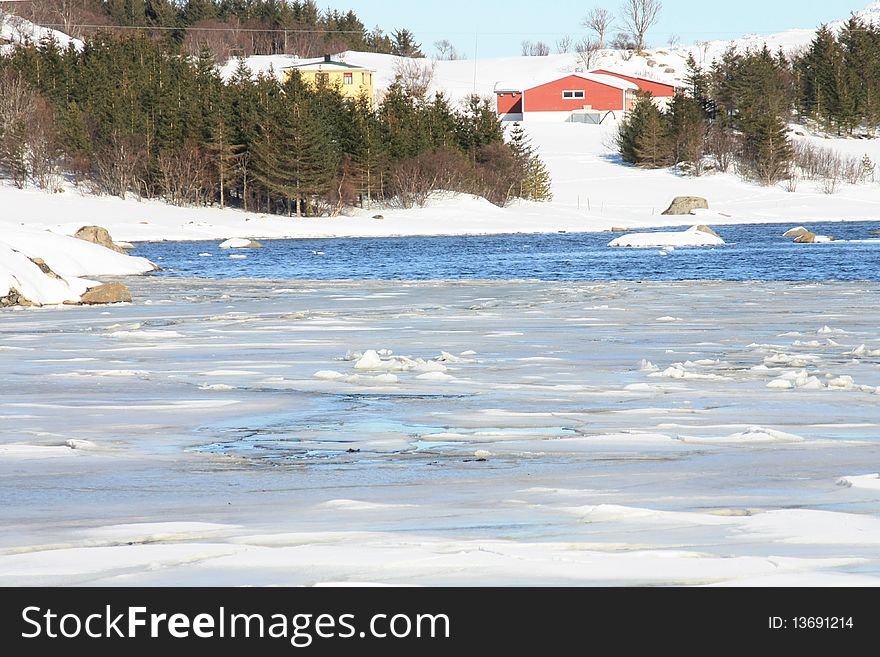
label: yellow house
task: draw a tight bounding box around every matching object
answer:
[284,55,375,106]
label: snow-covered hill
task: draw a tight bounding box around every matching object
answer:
[0,11,83,55]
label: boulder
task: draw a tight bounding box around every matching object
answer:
[74,226,126,254]
[79,283,132,305]
[372,214,385,220]
[662,196,709,215]
[0,288,32,307]
[783,226,810,238]
[793,231,817,244]
[610,227,628,233]
[693,225,720,238]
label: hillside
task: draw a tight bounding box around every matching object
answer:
[2,3,880,245]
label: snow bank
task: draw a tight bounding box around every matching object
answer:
[0,225,155,306]
[609,225,725,248]
[0,243,96,305]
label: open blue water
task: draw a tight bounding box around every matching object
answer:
[134,222,880,281]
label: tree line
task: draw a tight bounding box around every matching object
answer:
[618,16,880,188]
[10,1,425,59]
[0,34,551,215]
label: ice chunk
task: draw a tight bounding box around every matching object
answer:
[415,372,454,382]
[314,370,345,380]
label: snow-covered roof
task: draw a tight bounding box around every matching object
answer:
[283,57,373,72]
[494,72,639,94]
[591,69,676,88]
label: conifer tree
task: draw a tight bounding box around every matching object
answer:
[391,29,424,58]
[508,122,552,201]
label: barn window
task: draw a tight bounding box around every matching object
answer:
[562,90,585,99]
[344,73,353,85]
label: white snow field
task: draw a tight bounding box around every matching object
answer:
[2,278,880,586]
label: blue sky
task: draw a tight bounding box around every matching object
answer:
[334,1,866,58]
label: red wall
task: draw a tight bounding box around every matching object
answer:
[592,70,675,97]
[523,75,626,112]
[496,92,523,114]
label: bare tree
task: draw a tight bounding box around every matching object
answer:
[620,0,662,52]
[521,40,550,56]
[434,39,461,60]
[393,58,436,101]
[0,69,61,191]
[575,37,600,69]
[556,35,573,54]
[583,8,614,49]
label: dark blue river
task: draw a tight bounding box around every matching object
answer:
[134,222,880,281]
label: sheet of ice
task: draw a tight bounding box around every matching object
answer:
[609,226,726,248]
[837,474,880,491]
[2,279,880,586]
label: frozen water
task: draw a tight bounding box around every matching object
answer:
[2,278,880,585]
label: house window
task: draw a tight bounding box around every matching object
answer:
[562,90,585,99]
[344,73,353,85]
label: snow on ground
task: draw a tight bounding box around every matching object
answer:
[0,225,155,305]
[2,278,880,585]
[0,12,83,55]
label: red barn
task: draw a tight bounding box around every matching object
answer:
[495,72,638,122]
[590,69,677,98]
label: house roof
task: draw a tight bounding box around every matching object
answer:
[494,72,639,95]
[283,58,373,72]
[590,69,677,89]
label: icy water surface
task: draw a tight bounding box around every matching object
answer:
[2,279,880,585]
[135,222,880,281]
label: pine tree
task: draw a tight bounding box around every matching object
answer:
[456,94,504,158]
[391,29,424,58]
[345,94,388,208]
[668,92,707,174]
[634,103,671,168]
[618,92,671,167]
[746,111,792,185]
[508,122,552,201]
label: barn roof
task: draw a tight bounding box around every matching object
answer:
[590,69,677,90]
[494,72,639,95]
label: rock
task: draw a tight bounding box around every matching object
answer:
[662,196,709,215]
[693,225,720,238]
[29,257,63,279]
[372,214,385,220]
[869,229,880,236]
[219,238,263,249]
[783,226,810,238]
[74,226,126,254]
[117,241,136,250]
[664,67,676,73]
[793,232,817,243]
[610,227,628,233]
[0,288,32,307]
[79,283,132,305]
